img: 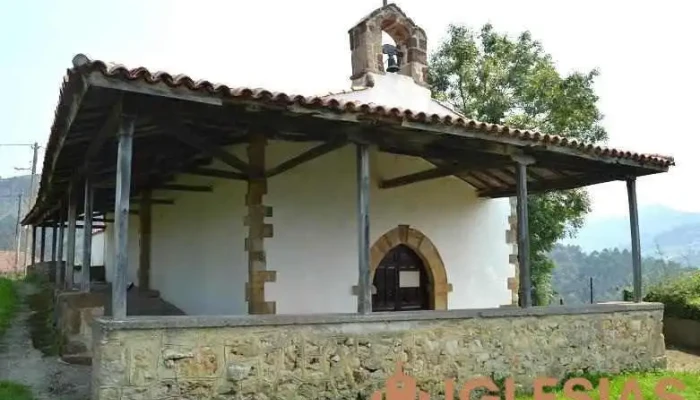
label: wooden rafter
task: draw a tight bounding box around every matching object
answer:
[83,97,123,170]
[266,140,347,178]
[379,158,510,190]
[156,184,213,192]
[480,173,626,198]
[168,121,250,174]
[184,167,246,180]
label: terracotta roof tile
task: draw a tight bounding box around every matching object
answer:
[69,55,674,168]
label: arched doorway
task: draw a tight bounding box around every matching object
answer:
[365,225,452,311]
[372,245,429,312]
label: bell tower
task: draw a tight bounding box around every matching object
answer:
[348,3,428,88]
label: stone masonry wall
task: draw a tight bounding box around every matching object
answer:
[91,304,665,400]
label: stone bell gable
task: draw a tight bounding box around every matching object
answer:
[348,3,428,88]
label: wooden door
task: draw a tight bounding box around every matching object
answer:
[372,245,429,312]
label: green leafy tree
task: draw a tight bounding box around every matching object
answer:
[428,24,607,305]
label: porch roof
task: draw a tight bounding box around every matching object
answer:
[23,54,674,225]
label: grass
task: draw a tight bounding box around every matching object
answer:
[514,371,700,400]
[0,277,35,400]
[0,381,34,400]
[0,277,18,338]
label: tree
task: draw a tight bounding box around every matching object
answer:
[428,24,607,305]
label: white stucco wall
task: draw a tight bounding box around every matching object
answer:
[103,141,512,315]
[91,231,105,266]
[103,214,140,287]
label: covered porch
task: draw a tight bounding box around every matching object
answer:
[23,55,672,315]
[22,55,673,398]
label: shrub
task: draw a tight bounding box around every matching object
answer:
[644,270,700,320]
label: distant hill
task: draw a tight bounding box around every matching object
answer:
[550,244,692,305]
[0,175,32,251]
[561,205,700,267]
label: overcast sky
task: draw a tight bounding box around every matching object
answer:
[0,0,696,219]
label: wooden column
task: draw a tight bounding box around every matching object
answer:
[66,186,78,289]
[245,133,276,315]
[56,207,65,286]
[138,190,152,290]
[514,156,533,308]
[81,177,94,292]
[356,143,372,314]
[627,177,643,302]
[39,226,46,262]
[112,114,136,319]
[51,223,57,262]
[31,225,37,265]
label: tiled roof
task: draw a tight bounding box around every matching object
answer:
[70,55,674,168]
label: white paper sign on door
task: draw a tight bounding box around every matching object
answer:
[399,270,420,288]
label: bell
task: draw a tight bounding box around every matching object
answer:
[386,54,399,73]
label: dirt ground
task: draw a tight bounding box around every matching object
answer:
[0,282,90,400]
[667,345,700,372]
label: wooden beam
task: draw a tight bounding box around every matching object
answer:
[156,184,213,192]
[627,178,642,302]
[380,166,454,189]
[83,98,123,171]
[357,143,372,314]
[131,198,174,205]
[138,190,152,291]
[56,206,65,285]
[40,226,46,263]
[479,172,626,198]
[113,113,136,319]
[394,119,670,172]
[379,158,510,190]
[31,225,37,265]
[184,167,246,180]
[51,223,57,262]
[66,185,78,289]
[168,121,250,174]
[515,160,532,308]
[266,141,346,178]
[81,177,94,292]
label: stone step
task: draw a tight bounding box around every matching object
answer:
[60,353,92,366]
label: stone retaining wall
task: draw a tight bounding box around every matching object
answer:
[91,303,665,400]
[663,317,700,349]
[57,291,105,363]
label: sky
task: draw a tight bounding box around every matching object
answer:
[0,0,697,220]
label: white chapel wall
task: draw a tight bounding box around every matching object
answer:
[102,214,140,287]
[135,141,512,315]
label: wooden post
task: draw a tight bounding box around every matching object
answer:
[356,143,372,314]
[81,177,94,292]
[138,190,152,290]
[51,223,57,262]
[245,133,276,315]
[66,186,78,289]
[40,226,46,262]
[112,114,136,319]
[627,177,643,302]
[56,207,65,286]
[31,225,37,265]
[515,157,533,308]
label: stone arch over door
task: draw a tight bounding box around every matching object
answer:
[370,225,451,310]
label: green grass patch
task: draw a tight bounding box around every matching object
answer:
[514,371,700,399]
[0,277,18,337]
[0,380,35,400]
